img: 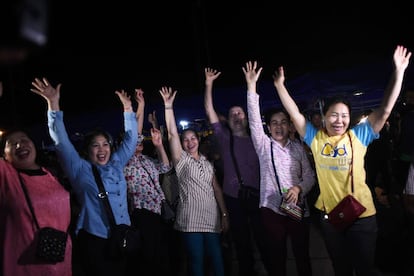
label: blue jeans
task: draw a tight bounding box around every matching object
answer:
[181,232,224,276]
[320,214,381,276]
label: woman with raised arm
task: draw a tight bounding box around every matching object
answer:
[123,88,171,276]
[272,45,411,276]
[159,86,229,276]
[0,128,72,276]
[204,67,269,276]
[243,61,315,276]
[31,78,139,276]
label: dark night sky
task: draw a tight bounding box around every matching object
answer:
[1,1,413,134]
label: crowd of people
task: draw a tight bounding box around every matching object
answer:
[0,45,413,276]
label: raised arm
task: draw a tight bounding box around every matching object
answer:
[159,86,182,165]
[134,88,145,134]
[203,67,221,124]
[272,66,307,138]
[31,77,61,111]
[368,45,411,133]
[151,127,170,166]
[148,110,159,130]
[242,60,263,95]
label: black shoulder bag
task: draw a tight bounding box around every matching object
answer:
[18,173,68,263]
[92,164,141,258]
[229,133,259,200]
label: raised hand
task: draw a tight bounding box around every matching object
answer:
[31,77,61,110]
[31,77,60,101]
[134,88,144,106]
[272,66,285,87]
[148,110,159,129]
[393,45,411,71]
[159,86,177,107]
[204,67,221,85]
[150,127,162,147]
[115,89,132,110]
[242,61,263,86]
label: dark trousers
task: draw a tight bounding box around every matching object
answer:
[76,229,127,276]
[320,214,381,276]
[224,194,269,276]
[126,208,170,276]
[261,207,312,276]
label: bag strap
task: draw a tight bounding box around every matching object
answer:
[92,164,117,228]
[18,173,40,230]
[229,132,245,187]
[270,141,283,196]
[347,132,355,193]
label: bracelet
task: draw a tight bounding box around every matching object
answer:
[165,105,173,109]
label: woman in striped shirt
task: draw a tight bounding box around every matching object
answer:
[159,86,229,276]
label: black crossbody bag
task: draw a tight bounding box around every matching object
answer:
[18,172,68,263]
[92,164,141,259]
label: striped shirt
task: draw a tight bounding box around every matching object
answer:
[247,92,316,217]
[174,151,221,232]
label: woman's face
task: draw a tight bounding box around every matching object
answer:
[324,103,350,136]
[88,134,111,165]
[181,131,199,156]
[267,112,290,145]
[3,131,38,170]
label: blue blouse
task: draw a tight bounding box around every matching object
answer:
[47,110,139,238]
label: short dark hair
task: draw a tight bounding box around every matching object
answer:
[322,96,352,116]
[0,127,32,157]
[180,128,200,144]
[81,127,114,159]
[264,107,290,125]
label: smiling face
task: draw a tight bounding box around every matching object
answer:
[181,129,199,157]
[87,134,112,165]
[324,102,350,136]
[3,131,39,170]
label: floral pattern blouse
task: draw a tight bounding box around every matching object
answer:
[124,154,171,214]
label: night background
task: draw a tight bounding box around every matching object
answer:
[1,1,413,144]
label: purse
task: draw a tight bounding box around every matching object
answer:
[327,194,366,230]
[18,173,68,263]
[36,227,68,262]
[92,165,141,259]
[327,133,366,230]
[271,142,304,221]
[279,197,304,222]
[108,224,141,257]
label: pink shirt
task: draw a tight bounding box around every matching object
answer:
[0,160,72,276]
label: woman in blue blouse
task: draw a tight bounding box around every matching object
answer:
[31,77,139,276]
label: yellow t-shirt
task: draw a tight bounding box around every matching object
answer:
[303,121,378,217]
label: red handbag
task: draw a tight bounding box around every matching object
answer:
[327,133,366,231]
[327,194,366,230]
